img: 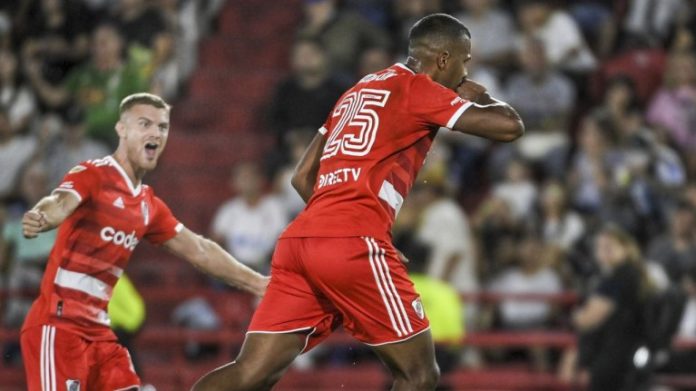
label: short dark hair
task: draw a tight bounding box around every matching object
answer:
[119,93,171,115]
[408,13,470,50]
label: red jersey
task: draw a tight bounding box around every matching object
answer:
[282,63,472,241]
[22,155,182,341]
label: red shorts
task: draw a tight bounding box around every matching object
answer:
[21,325,140,391]
[249,236,429,351]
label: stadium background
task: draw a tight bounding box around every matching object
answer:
[1,0,696,390]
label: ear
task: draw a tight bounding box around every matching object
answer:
[115,120,126,138]
[437,51,450,70]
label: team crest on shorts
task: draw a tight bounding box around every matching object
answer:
[66,379,80,391]
[412,298,425,319]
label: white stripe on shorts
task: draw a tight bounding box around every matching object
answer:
[371,238,413,334]
[41,325,56,391]
[364,237,412,337]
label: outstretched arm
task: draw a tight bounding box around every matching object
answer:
[22,191,81,238]
[163,227,269,297]
[452,80,525,142]
[291,132,327,203]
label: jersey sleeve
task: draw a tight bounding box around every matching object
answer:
[51,163,101,204]
[318,110,334,137]
[407,75,473,129]
[144,195,184,245]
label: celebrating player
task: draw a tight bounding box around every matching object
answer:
[193,13,524,391]
[20,93,268,391]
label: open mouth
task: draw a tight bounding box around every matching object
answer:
[144,142,159,159]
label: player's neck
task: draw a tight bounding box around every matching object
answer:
[404,57,422,73]
[111,152,144,187]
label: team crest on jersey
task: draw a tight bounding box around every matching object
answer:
[141,201,149,225]
[68,165,86,174]
[412,298,425,319]
[66,379,80,391]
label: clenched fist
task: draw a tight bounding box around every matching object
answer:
[23,210,47,239]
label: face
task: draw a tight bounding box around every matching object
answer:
[519,39,547,74]
[93,26,123,63]
[232,163,263,199]
[595,234,626,268]
[116,104,170,172]
[291,41,327,79]
[435,36,471,90]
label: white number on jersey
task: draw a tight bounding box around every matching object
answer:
[321,89,390,160]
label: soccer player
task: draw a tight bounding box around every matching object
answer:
[193,13,524,391]
[20,93,268,391]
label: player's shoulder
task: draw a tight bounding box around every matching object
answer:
[64,156,111,176]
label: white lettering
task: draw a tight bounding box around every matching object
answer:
[317,167,362,189]
[100,226,139,251]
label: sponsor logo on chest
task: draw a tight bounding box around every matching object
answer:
[100,226,139,251]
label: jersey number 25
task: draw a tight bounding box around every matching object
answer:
[321,89,391,161]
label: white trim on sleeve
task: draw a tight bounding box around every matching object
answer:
[51,188,83,203]
[446,101,474,129]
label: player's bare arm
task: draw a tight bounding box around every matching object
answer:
[291,132,327,202]
[163,227,269,297]
[453,79,525,142]
[22,191,80,238]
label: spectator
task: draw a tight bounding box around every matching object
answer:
[622,0,687,48]
[109,0,172,85]
[574,225,654,391]
[2,161,55,330]
[19,0,91,84]
[646,201,696,283]
[487,235,562,371]
[489,235,562,330]
[568,114,620,213]
[516,0,597,73]
[592,76,638,141]
[297,0,391,78]
[110,0,168,50]
[210,162,288,272]
[456,0,516,69]
[413,182,478,302]
[646,51,696,152]
[0,49,36,134]
[0,110,36,201]
[43,106,109,188]
[356,46,393,79]
[268,38,345,155]
[538,181,585,252]
[492,159,538,221]
[504,37,575,166]
[25,23,149,146]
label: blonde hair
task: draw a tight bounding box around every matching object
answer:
[119,93,171,115]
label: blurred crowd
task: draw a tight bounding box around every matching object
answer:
[0,0,224,364]
[2,0,696,387]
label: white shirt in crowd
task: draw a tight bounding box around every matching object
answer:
[417,198,478,294]
[211,196,288,268]
[493,180,538,220]
[490,267,562,328]
[0,136,36,198]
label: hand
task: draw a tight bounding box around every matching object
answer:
[457,79,487,103]
[22,210,47,239]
